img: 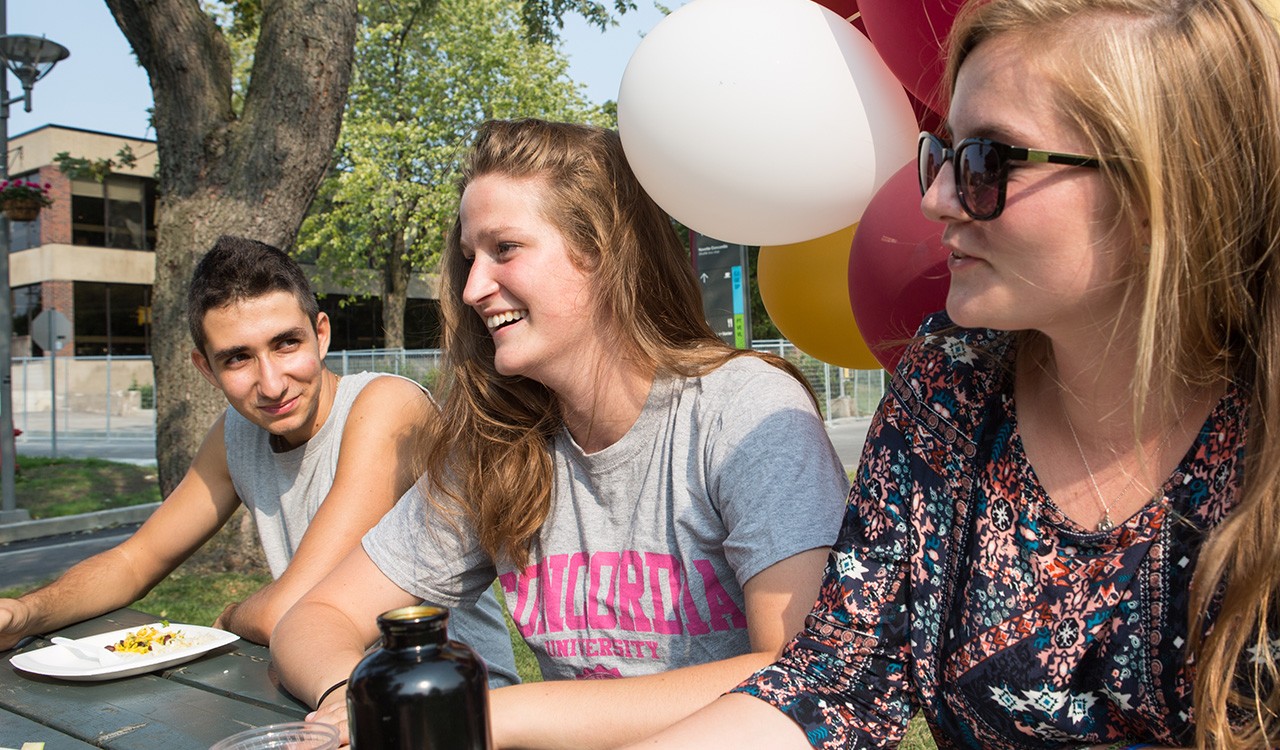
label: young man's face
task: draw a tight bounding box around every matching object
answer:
[191,290,332,449]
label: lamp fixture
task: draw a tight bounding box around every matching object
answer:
[0,34,70,112]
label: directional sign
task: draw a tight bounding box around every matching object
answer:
[692,233,751,349]
[31,308,71,352]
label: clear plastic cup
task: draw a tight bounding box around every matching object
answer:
[209,721,339,750]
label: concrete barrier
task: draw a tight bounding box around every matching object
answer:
[0,502,160,544]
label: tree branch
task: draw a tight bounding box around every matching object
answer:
[228,0,359,214]
[103,0,234,195]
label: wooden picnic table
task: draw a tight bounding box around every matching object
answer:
[0,607,311,749]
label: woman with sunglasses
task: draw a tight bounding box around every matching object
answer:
[627,0,1280,747]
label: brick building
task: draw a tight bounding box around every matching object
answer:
[8,124,441,357]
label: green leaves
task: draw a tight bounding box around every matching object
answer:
[53,145,138,183]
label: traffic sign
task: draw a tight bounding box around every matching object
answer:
[31,308,71,352]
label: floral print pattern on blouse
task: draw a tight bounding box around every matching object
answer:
[734,314,1245,749]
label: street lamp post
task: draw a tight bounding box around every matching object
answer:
[0,6,69,523]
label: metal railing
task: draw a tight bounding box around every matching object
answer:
[11,354,156,443]
[749,340,886,420]
[9,344,885,444]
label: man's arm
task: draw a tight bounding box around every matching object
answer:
[0,416,242,650]
[214,376,433,645]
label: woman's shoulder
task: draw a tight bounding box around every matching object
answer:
[693,354,813,406]
[891,311,1014,427]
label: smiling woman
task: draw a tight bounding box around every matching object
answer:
[271,119,851,749]
[458,173,599,390]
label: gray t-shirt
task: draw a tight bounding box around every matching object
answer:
[364,357,849,681]
[224,371,519,687]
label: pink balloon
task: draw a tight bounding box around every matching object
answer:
[848,161,951,371]
[858,0,964,116]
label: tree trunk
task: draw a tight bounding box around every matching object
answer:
[382,227,409,349]
[105,0,359,494]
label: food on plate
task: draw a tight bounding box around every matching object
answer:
[105,622,201,655]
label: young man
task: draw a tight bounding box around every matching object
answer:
[0,236,517,685]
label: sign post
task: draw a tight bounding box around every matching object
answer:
[31,307,70,457]
[691,233,752,349]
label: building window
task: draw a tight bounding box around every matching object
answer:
[405,298,441,349]
[73,282,151,355]
[70,175,157,251]
[316,295,442,351]
[318,295,381,351]
[11,283,41,342]
[9,214,40,251]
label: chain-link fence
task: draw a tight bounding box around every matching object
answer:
[11,355,156,442]
[324,349,446,392]
[9,344,884,444]
[749,340,886,420]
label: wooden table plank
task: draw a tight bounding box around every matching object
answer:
[47,607,307,717]
[0,705,100,749]
[167,647,309,718]
[53,608,155,639]
[0,668,302,749]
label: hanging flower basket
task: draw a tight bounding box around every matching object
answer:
[0,179,53,222]
[2,198,41,222]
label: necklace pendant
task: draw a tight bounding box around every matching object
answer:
[1097,515,1115,532]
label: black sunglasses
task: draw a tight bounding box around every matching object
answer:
[917,131,1101,221]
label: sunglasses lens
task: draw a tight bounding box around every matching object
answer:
[918,134,945,196]
[958,141,1003,219]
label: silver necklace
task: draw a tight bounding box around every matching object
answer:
[1059,396,1182,532]
[1061,408,1127,531]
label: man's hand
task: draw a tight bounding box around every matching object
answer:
[0,598,32,651]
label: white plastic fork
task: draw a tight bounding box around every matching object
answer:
[51,636,122,665]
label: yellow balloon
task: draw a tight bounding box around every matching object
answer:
[758,224,882,370]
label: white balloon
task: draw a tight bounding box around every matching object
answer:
[618,0,917,246]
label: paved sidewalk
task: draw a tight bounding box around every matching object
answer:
[825,416,871,472]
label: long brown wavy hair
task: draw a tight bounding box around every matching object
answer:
[422,119,810,569]
[948,0,1280,744]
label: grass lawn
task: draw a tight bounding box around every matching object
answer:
[14,456,161,518]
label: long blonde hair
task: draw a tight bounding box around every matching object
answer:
[423,119,810,568]
[948,0,1280,744]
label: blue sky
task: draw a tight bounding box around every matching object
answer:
[10,0,675,140]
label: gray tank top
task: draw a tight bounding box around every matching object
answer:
[225,371,386,576]
[224,371,521,686]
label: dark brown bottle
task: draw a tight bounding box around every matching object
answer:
[347,605,491,749]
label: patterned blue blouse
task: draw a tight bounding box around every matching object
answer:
[734,314,1246,748]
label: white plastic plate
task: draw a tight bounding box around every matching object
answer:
[9,622,239,681]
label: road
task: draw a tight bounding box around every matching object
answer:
[16,434,156,465]
[0,523,143,590]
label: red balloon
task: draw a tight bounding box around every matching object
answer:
[811,0,861,23]
[908,90,944,136]
[848,161,951,371]
[858,0,964,116]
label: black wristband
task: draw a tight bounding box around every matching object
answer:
[316,678,348,708]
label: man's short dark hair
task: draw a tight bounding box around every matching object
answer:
[187,235,320,356]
